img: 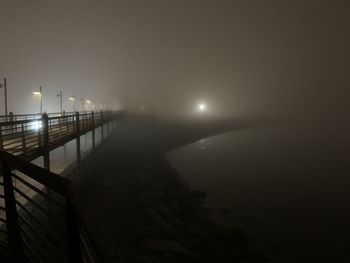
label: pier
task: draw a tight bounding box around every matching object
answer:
[0,110,120,262]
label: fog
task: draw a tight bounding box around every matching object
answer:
[0,0,348,121]
[2,2,350,262]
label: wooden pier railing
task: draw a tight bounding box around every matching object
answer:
[0,110,120,262]
[0,150,103,262]
[0,111,119,166]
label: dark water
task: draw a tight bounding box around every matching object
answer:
[167,124,350,262]
[31,128,104,174]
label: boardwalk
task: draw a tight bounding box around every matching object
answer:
[0,111,119,262]
[0,111,116,161]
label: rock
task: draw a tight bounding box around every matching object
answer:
[135,208,165,226]
[163,217,184,228]
[167,201,182,217]
[161,253,178,263]
[161,223,191,241]
[188,190,207,200]
[161,252,196,263]
[155,203,173,218]
[138,255,162,263]
[188,224,206,237]
[129,224,164,239]
[220,209,230,215]
[182,204,210,226]
[141,239,192,256]
[150,181,166,193]
[180,238,201,250]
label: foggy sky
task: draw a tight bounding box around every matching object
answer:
[0,0,349,120]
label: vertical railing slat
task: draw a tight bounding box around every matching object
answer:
[76,112,81,164]
[42,113,50,171]
[1,161,25,262]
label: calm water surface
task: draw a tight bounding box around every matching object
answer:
[167,125,350,262]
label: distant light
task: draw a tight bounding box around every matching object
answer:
[33,91,41,96]
[69,97,75,101]
[31,120,42,131]
[86,100,91,104]
[197,103,207,112]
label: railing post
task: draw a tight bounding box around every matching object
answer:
[21,122,27,152]
[38,121,42,148]
[100,111,104,140]
[9,111,14,134]
[42,113,50,171]
[91,111,96,149]
[66,113,69,132]
[111,112,115,129]
[107,111,110,135]
[65,198,83,263]
[0,124,3,150]
[1,161,25,262]
[76,112,81,164]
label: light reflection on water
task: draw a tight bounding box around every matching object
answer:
[31,127,104,175]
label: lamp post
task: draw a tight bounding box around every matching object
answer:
[80,97,92,112]
[86,99,91,111]
[33,86,43,114]
[80,97,85,112]
[69,94,76,112]
[0,78,8,116]
[56,91,63,113]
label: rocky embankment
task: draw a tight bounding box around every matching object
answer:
[76,155,266,263]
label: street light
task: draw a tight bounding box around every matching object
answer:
[85,100,91,111]
[80,97,92,112]
[33,86,43,114]
[56,91,63,113]
[0,78,8,116]
[69,94,76,112]
[196,102,207,113]
[198,103,206,111]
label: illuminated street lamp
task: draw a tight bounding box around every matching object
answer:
[33,86,43,114]
[85,99,91,111]
[79,97,85,111]
[80,97,92,112]
[91,100,97,111]
[69,94,76,112]
[197,102,207,112]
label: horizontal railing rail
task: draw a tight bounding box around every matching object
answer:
[0,112,84,123]
[0,148,103,263]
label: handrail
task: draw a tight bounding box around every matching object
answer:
[0,151,71,196]
[0,110,120,262]
[0,150,103,262]
[0,110,119,160]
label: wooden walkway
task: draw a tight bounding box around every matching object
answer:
[0,111,119,262]
[0,111,117,162]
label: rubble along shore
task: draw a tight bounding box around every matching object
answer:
[73,153,267,263]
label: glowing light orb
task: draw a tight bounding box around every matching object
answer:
[31,120,42,131]
[197,103,207,112]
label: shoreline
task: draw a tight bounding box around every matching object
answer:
[69,140,267,262]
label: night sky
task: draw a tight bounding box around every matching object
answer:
[0,1,349,120]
